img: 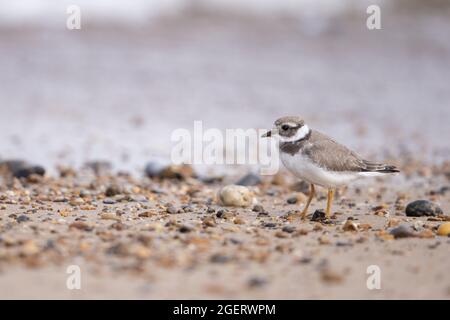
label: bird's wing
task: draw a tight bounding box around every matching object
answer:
[304,137,366,172]
[304,130,398,173]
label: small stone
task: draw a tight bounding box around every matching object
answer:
[128,195,148,202]
[271,173,286,186]
[235,173,262,186]
[218,185,255,207]
[318,235,331,245]
[233,217,246,225]
[375,230,395,241]
[16,215,30,223]
[105,185,121,197]
[405,200,443,217]
[144,159,170,178]
[343,219,358,232]
[13,165,46,179]
[311,210,326,221]
[252,205,264,212]
[417,229,434,239]
[287,196,297,204]
[275,231,288,238]
[134,246,151,259]
[389,224,416,239]
[210,254,231,264]
[282,226,296,233]
[336,241,353,247]
[386,218,401,228]
[103,198,117,204]
[138,211,157,218]
[69,221,92,231]
[178,225,192,233]
[437,222,450,236]
[202,216,217,227]
[287,193,307,205]
[247,277,267,288]
[320,269,343,284]
[216,210,235,219]
[166,204,178,214]
[160,164,194,180]
[100,213,121,221]
[1,160,45,179]
[264,222,277,228]
[69,197,84,206]
[22,240,40,255]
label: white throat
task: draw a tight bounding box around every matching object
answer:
[279,125,310,142]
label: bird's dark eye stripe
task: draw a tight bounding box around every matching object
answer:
[281,125,290,130]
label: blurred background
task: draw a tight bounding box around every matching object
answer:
[1,0,449,174]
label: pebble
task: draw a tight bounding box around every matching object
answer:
[13,165,46,179]
[202,216,217,227]
[343,219,358,232]
[389,224,417,239]
[210,254,231,264]
[286,196,298,204]
[166,204,178,214]
[103,198,117,204]
[1,160,46,178]
[264,222,277,228]
[311,210,326,221]
[100,213,121,221]
[235,173,262,186]
[252,205,264,212]
[282,226,296,233]
[128,195,148,202]
[233,217,246,225]
[320,269,344,284]
[178,225,192,233]
[69,221,92,231]
[218,185,255,207]
[144,159,170,178]
[105,185,121,197]
[247,277,268,288]
[16,215,30,223]
[405,200,443,217]
[160,164,194,180]
[437,222,450,236]
[318,236,331,245]
[288,193,307,205]
[216,210,235,219]
[69,197,84,206]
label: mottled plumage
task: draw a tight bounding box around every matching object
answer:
[262,116,399,219]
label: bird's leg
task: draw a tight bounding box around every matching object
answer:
[300,184,315,219]
[326,189,334,219]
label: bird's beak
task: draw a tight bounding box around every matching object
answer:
[261,128,277,138]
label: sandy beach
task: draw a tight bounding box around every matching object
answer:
[1,2,450,299]
[0,159,449,299]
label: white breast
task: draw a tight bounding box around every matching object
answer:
[280,152,361,188]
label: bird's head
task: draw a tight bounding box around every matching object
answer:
[262,116,310,143]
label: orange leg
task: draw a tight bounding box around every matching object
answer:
[326,189,334,219]
[300,184,315,219]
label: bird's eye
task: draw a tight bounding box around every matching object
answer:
[281,124,290,131]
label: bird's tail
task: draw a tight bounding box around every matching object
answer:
[361,160,399,173]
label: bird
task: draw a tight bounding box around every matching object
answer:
[262,116,399,220]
